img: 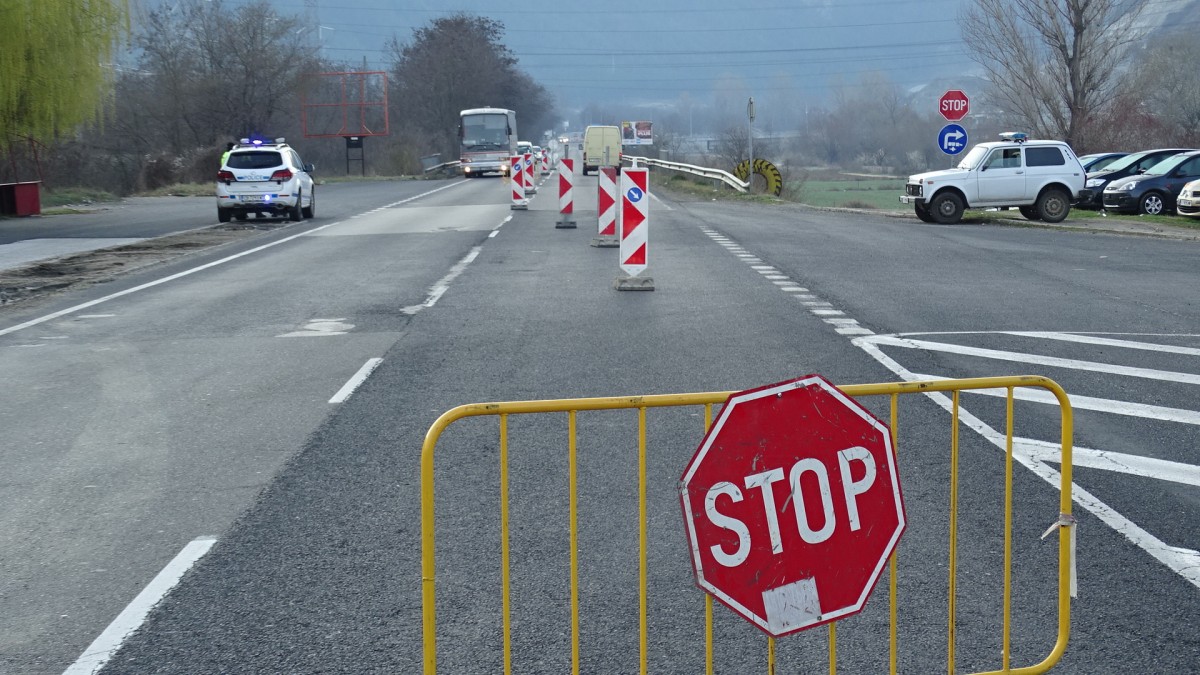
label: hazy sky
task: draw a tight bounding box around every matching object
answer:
[162,0,1193,121]
[243,0,974,108]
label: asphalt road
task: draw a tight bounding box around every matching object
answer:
[1,171,1197,674]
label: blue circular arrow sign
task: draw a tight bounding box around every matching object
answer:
[626,187,644,202]
[938,124,968,155]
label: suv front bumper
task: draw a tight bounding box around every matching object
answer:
[898,195,926,206]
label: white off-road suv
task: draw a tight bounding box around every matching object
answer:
[216,138,315,222]
[899,132,1085,224]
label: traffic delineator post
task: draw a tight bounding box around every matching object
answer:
[615,166,653,291]
[541,152,551,175]
[556,159,577,229]
[510,156,528,210]
[591,166,620,248]
[523,152,537,195]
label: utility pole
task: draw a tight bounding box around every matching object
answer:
[747,97,755,192]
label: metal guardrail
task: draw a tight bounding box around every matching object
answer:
[623,155,750,193]
[424,160,461,175]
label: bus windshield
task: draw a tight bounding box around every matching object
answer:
[461,114,510,151]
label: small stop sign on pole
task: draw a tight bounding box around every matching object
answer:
[680,375,906,637]
[940,90,970,122]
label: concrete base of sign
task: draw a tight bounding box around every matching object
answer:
[590,236,619,248]
[510,201,528,210]
[524,187,537,195]
[555,218,577,229]
[614,273,655,291]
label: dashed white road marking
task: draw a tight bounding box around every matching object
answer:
[0,182,473,338]
[401,246,483,315]
[64,537,217,675]
[700,227,875,337]
[329,358,384,403]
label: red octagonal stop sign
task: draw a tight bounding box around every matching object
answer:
[680,375,905,637]
[939,89,970,121]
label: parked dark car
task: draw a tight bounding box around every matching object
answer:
[1078,152,1127,172]
[1076,148,1194,208]
[1101,150,1200,215]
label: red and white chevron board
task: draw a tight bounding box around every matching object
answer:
[541,152,550,174]
[598,167,618,236]
[558,159,574,214]
[523,153,536,194]
[619,168,649,276]
[510,156,525,207]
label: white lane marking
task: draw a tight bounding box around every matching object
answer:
[854,338,1200,589]
[909,372,1200,426]
[329,358,383,403]
[863,335,1200,386]
[401,246,483,315]
[1017,436,1200,488]
[1002,331,1200,357]
[489,215,511,238]
[64,537,217,675]
[700,225,1198,586]
[0,182,471,338]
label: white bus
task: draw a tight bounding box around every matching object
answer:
[459,107,517,177]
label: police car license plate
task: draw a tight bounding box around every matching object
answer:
[1180,198,1194,207]
[239,195,264,202]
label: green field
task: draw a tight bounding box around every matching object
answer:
[793,178,907,210]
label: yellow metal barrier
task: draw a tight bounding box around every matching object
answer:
[421,376,1075,674]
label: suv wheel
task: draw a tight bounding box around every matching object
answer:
[217,208,231,223]
[1018,205,1041,221]
[930,192,964,224]
[289,191,304,221]
[914,203,935,223]
[1139,191,1165,215]
[1036,188,1070,223]
[302,189,315,219]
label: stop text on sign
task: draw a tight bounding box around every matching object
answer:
[705,446,876,566]
[942,99,968,114]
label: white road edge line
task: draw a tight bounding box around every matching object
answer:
[854,337,1200,590]
[63,537,217,675]
[329,358,384,404]
[1,180,470,338]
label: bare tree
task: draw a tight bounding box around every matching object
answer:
[1128,34,1200,145]
[387,14,554,159]
[961,0,1147,150]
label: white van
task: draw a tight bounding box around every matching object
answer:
[582,125,622,176]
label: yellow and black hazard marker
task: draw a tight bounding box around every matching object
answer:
[734,158,784,196]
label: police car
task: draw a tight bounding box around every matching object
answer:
[216,138,315,222]
[899,132,1084,224]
